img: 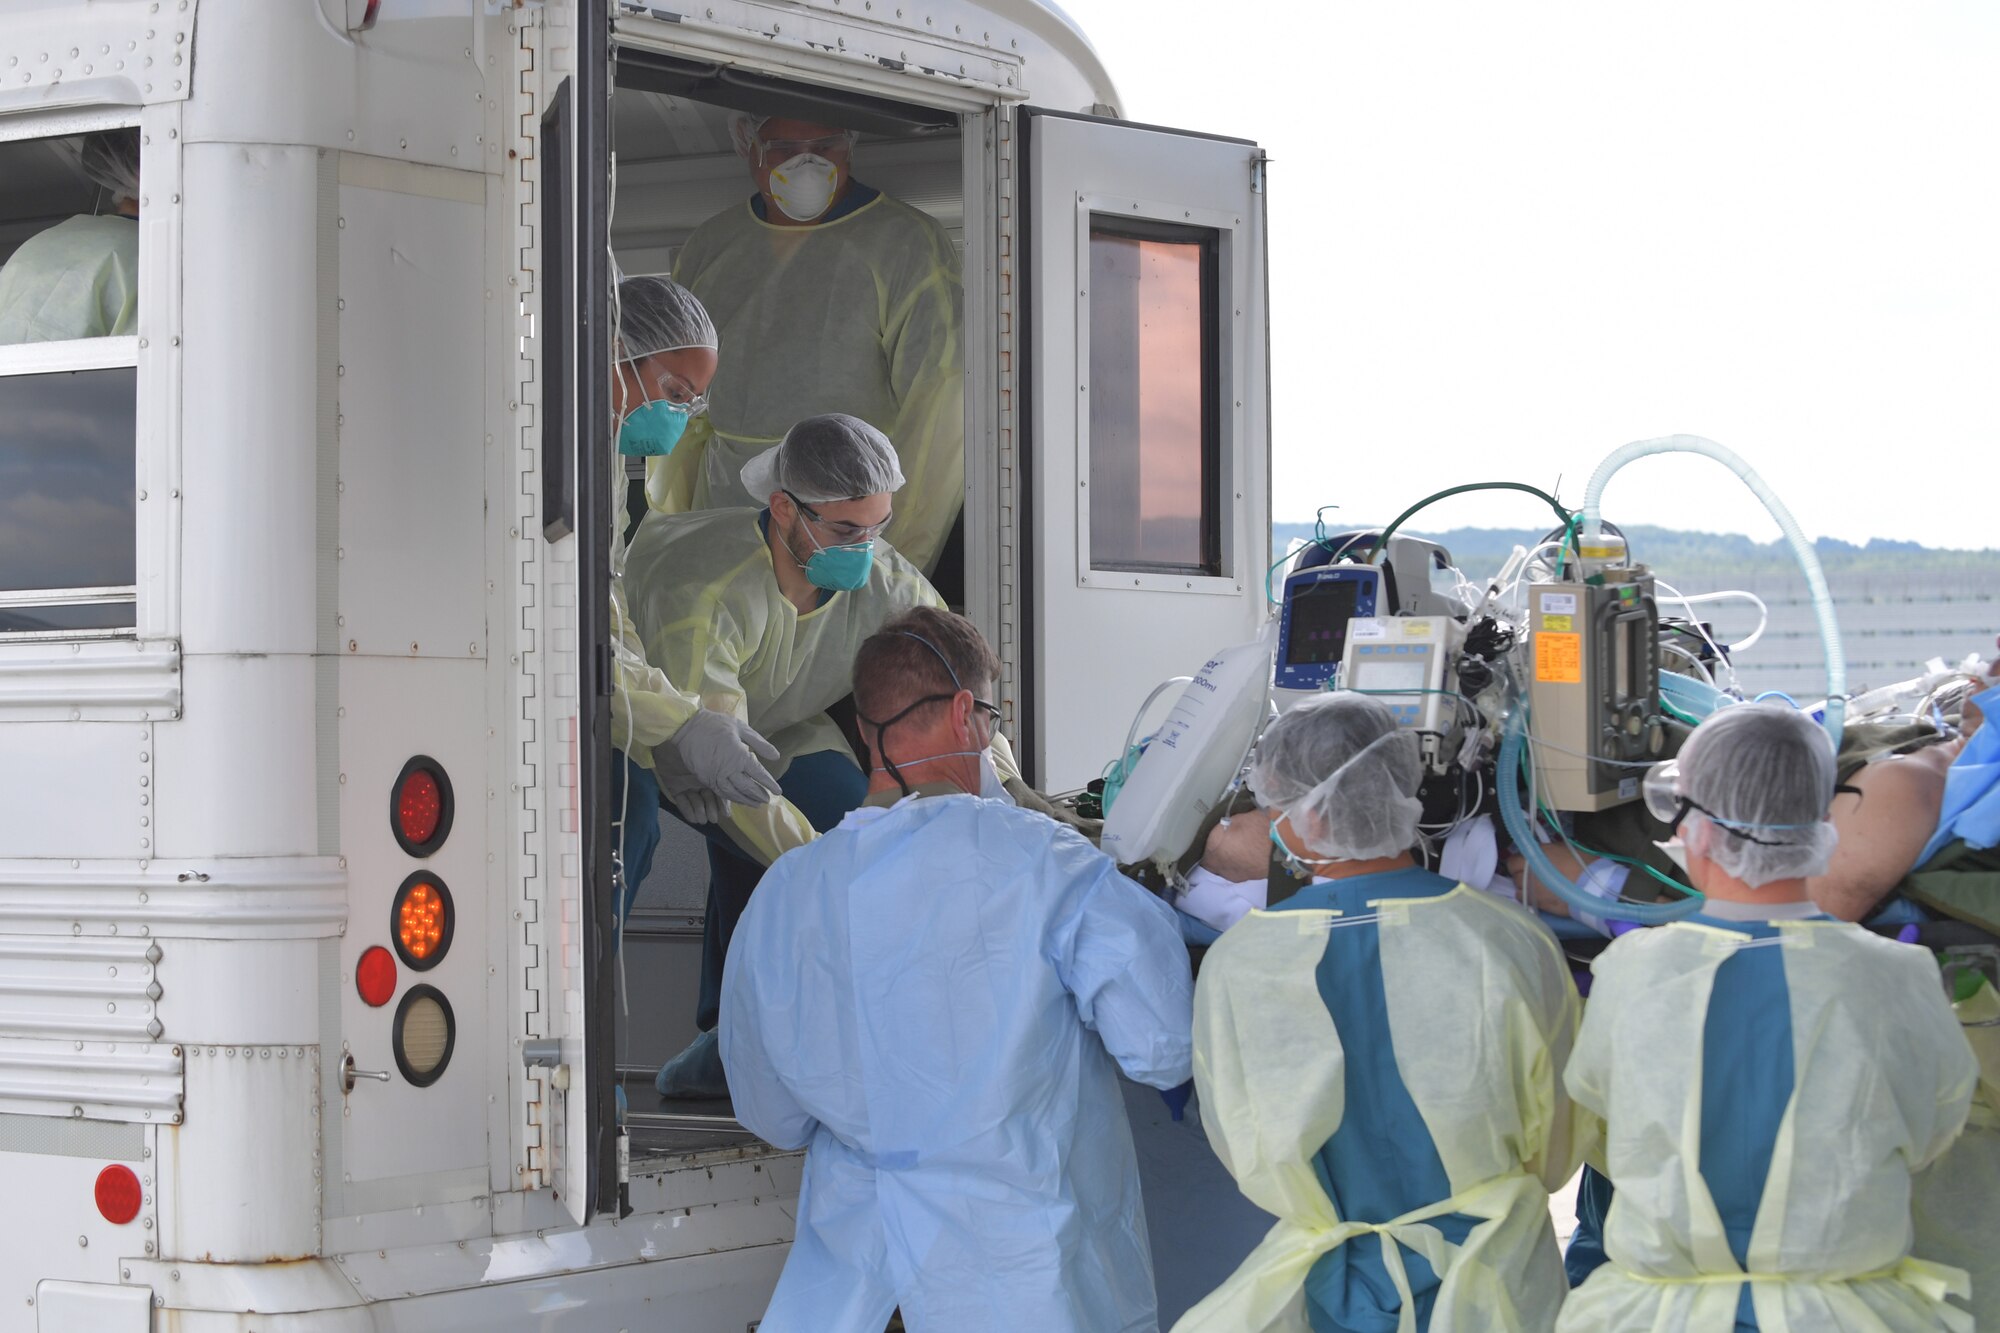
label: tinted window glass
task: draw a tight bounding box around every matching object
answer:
[1087,220,1220,575]
[0,365,137,628]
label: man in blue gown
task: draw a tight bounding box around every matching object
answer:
[719,607,1193,1332]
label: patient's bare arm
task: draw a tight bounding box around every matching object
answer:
[1807,744,1959,922]
[1199,808,1278,883]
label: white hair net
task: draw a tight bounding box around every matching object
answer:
[727,113,858,161]
[616,275,717,360]
[739,413,906,504]
[60,130,141,202]
[1679,703,1839,887]
[1250,692,1423,862]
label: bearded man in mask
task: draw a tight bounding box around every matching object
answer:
[648,116,966,591]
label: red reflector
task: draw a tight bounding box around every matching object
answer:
[397,770,442,846]
[356,945,398,1008]
[94,1164,142,1225]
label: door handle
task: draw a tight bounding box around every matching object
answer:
[341,1051,392,1094]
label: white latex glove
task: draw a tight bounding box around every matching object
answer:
[664,708,781,808]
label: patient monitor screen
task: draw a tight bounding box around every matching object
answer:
[1286,580,1361,665]
[1352,659,1428,693]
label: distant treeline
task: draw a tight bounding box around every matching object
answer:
[1272,522,2000,582]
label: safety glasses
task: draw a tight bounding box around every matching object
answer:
[754,133,853,166]
[644,368,709,418]
[1640,758,1820,846]
[786,491,891,544]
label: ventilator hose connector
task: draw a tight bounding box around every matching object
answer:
[1578,434,1846,750]
[1497,710,1704,926]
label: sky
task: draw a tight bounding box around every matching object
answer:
[1057,1,2000,549]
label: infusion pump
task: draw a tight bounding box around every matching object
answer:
[1338,616,1465,765]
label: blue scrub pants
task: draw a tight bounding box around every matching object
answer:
[668,749,869,1030]
[612,750,663,926]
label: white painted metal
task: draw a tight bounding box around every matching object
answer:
[0,1146,157,1318]
[33,1281,152,1332]
[507,5,593,1229]
[0,1034,180,1123]
[0,0,1256,1324]
[1024,113,1270,791]
[335,158,488,660]
[0,636,176,723]
[157,1043,322,1263]
[330,659,487,1194]
[0,0,197,113]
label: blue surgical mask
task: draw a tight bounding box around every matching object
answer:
[805,541,874,590]
[617,398,691,457]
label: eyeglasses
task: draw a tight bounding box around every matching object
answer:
[786,491,891,544]
[754,133,853,167]
[645,368,709,418]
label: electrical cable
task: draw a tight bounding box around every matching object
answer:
[1363,482,1574,565]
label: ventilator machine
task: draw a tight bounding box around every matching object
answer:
[1100,438,1852,926]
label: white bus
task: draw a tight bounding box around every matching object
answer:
[0,0,1269,1325]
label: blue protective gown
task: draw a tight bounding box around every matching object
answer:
[1564,900,1827,1330]
[1274,867,1477,1332]
[720,792,1194,1333]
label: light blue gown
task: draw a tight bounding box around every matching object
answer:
[719,793,1194,1333]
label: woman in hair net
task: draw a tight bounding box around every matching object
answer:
[607,275,782,917]
[1176,691,1588,1333]
[1558,704,1979,1332]
[645,113,964,581]
[0,129,142,343]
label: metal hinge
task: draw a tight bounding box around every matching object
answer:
[1251,152,1268,195]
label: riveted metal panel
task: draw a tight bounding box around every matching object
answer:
[0,0,200,115]
[156,1042,322,1263]
[0,939,180,1114]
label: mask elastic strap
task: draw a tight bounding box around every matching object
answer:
[859,634,974,795]
[857,693,950,797]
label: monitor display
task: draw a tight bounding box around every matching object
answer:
[1352,659,1429,694]
[1285,578,1362,666]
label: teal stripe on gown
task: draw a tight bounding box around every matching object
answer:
[1277,867,1474,1333]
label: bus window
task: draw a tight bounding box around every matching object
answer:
[0,364,138,634]
[1085,218,1222,577]
[0,129,141,345]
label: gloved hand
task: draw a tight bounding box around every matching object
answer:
[665,708,782,807]
[1158,1079,1195,1123]
[653,741,731,826]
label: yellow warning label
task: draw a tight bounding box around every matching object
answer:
[1541,614,1574,633]
[1402,620,1431,638]
[1536,633,1583,684]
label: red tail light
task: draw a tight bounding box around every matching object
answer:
[390,756,453,857]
